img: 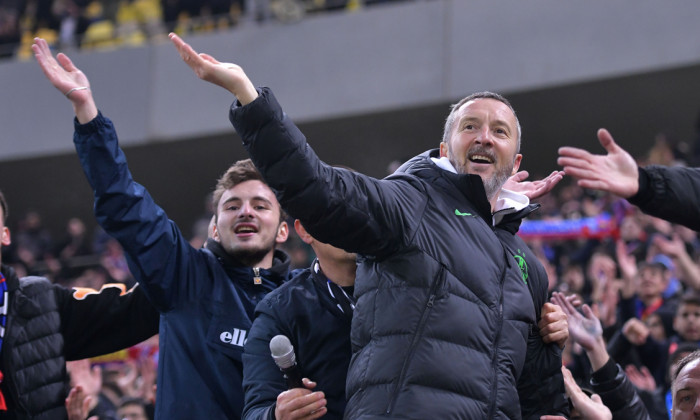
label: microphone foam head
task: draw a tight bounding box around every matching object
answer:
[270,335,296,368]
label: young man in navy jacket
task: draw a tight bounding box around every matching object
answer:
[31,39,291,419]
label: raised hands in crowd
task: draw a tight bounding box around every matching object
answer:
[31,37,97,123]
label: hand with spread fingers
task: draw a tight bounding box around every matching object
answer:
[558,129,639,198]
[551,291,611,372]
[168,33,258,105]
[31,38,98,124]
[504,170,565,200]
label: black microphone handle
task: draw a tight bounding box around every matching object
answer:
[281,364,305,389]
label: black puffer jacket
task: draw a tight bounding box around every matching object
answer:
[495,206,568,419]
[0,264,158,420]
[628,165,700,231]
[230,89,536,419]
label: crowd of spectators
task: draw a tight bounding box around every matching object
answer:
[0,0,407,60]
[520,127,700,419]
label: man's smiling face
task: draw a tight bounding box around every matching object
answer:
[213,179,287,268]
[440,97,521,200]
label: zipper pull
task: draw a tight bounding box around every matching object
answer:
[253,267,262,285]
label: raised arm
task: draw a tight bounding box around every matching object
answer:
[170,34,417,256]
[31,37,97,124]
[33,37,211,310]
[557,129,639,198]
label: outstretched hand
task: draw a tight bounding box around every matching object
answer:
[557,129,639,198]
[31,37,97,123]
[551,292,602,352]
[169,33,258,105]
[504,170,564,200]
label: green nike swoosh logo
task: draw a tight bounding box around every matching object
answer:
[455,209,472,216]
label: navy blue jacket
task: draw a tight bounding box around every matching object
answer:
[231,89,535,419]
[73,114,290,420]
[242,262,352,420]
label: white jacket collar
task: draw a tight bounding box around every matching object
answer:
[431,157,529,225]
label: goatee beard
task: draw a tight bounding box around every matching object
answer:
[447,149,514,201]
[482,171,511,201]
[232,248,271,267]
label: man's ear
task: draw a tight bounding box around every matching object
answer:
[511,154,523,175]
[1,227,10,247]
[211,222,220,242]
[439,141,449,158]
[276,221,289,244]
[293,220,312,245]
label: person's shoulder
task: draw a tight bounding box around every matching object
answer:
[18,275,54,291]
[272,268,314,296]
[256,268,315,309]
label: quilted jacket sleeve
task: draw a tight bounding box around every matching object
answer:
[628,165,700,231]
[229,88,425,258]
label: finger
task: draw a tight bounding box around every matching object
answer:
[580,304,596,320]
[566,294,582,307]
[56,52,78,73]
[597,128,619,154]
[550,291,564,308]
[557,292,578,316]
[590,394,603,404]
[169,33,201,64]
[542,330,568,344]
[65,387,77,408]
[200,53,221,65]
[292,397,327,420]
[281,391,325,414]
[557,146,595,160]
[168,32,186,49]
[541,302,557,314]
[82,395,92,413]
[510,170,529,182]
[302,378,317,390]
[34,37,52,58]
[558,163,599,180]
[576,178,610,191]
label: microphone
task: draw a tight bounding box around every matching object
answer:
[269,335,304,389]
